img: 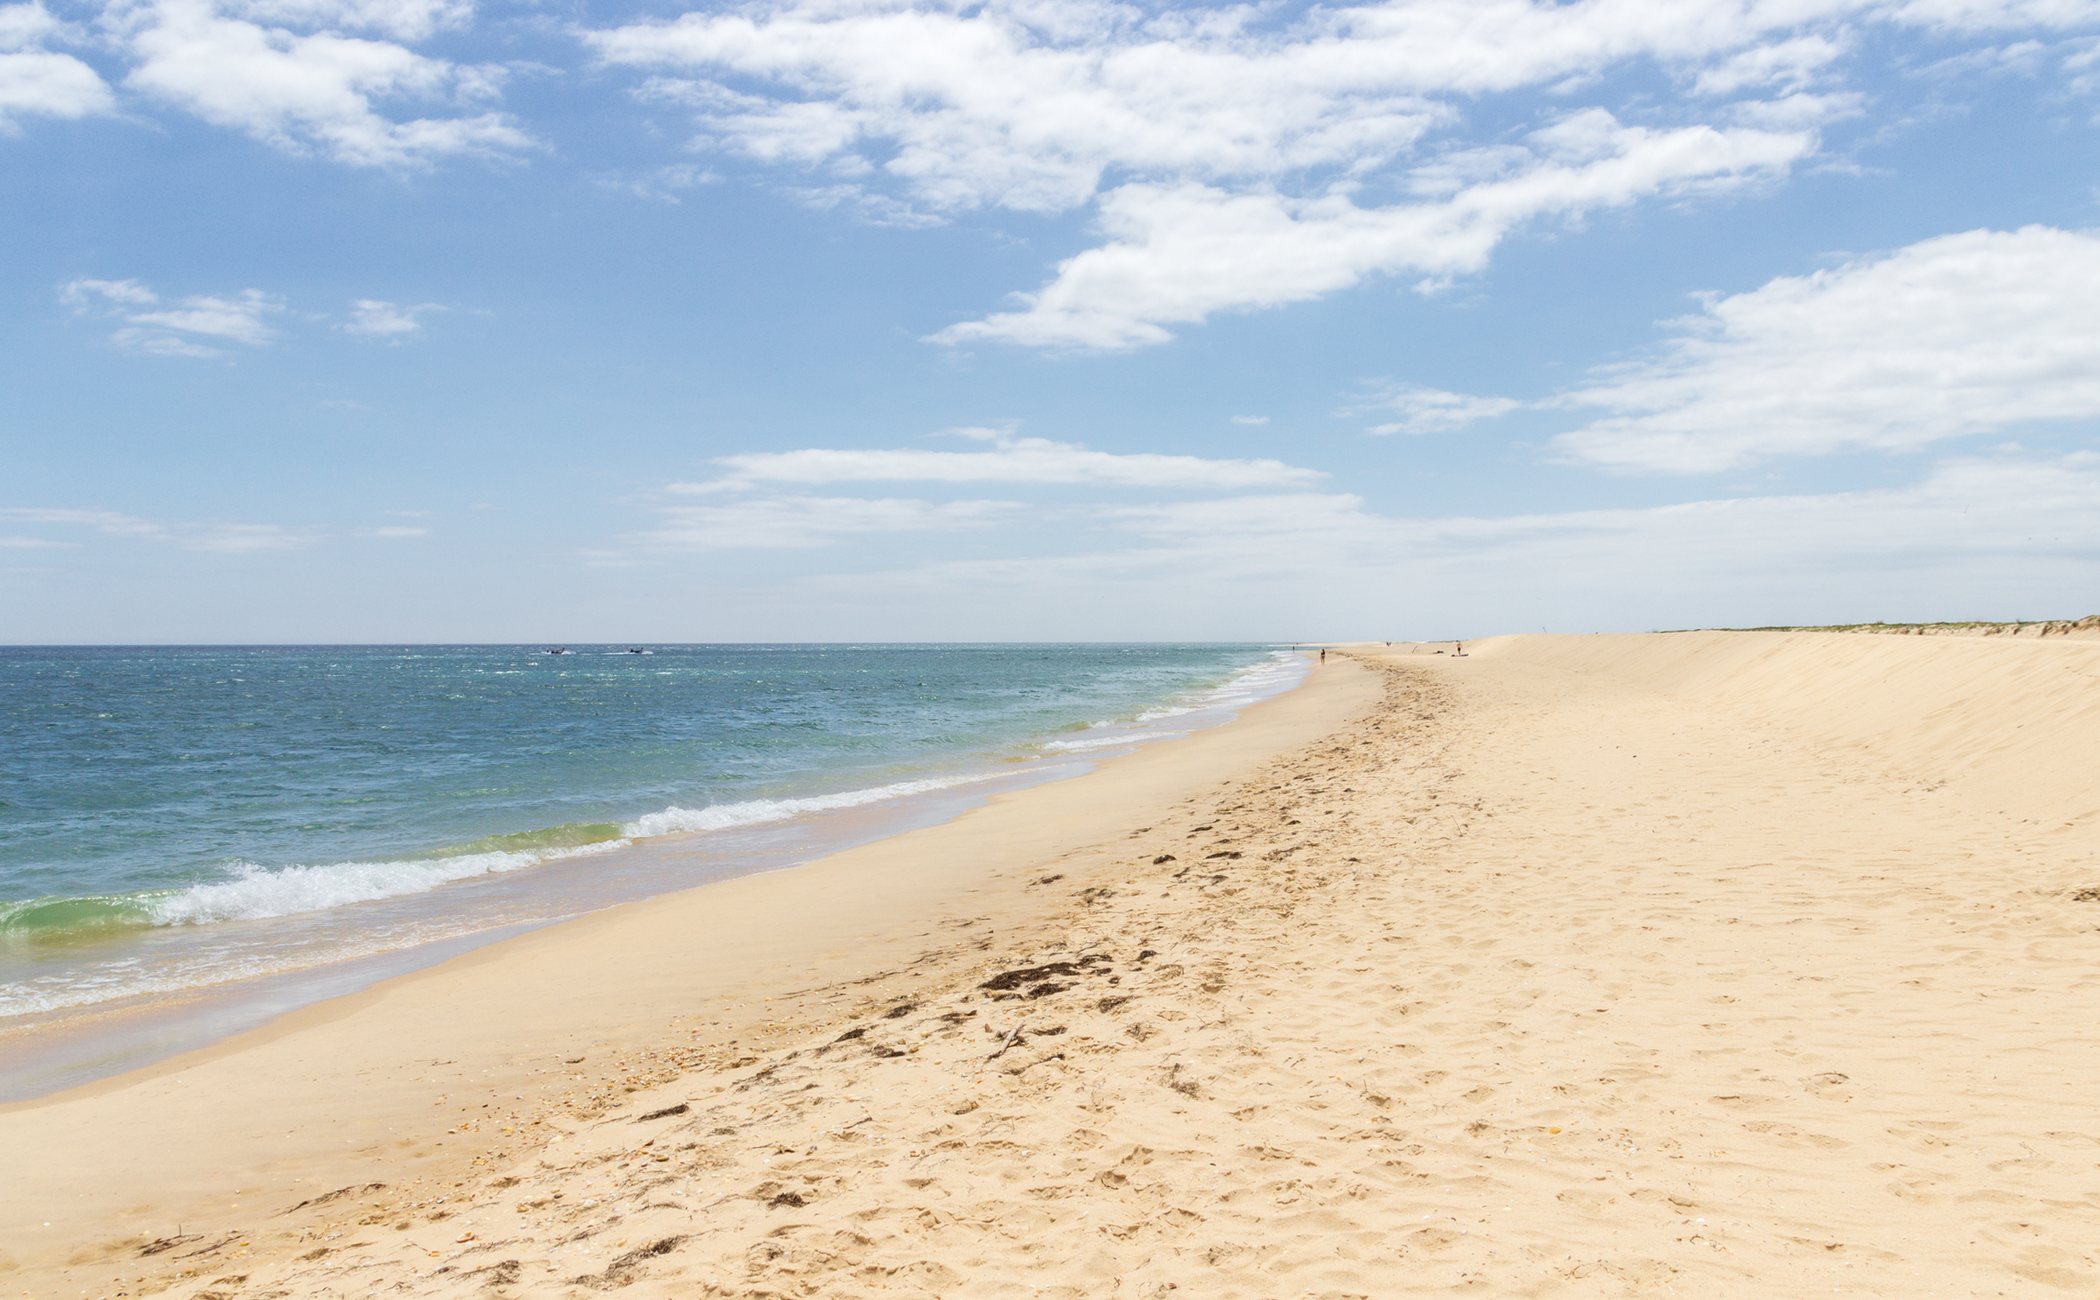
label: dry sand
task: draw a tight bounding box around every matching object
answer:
[5,631,2099,1297]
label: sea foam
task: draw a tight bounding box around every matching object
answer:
[147,840,627,927]
[1042,730,1178,753]
[621,772,1006,839]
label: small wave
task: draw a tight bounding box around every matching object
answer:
[622,773,1005,838]
[145,840,629,927]
[1134,650,1304,722]
[1041,730,1178,753]
[445,822,628,856]
[3,777,1010,946]
[1134,702,1198,723]
[0,893,160,946]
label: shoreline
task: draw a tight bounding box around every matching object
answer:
[0,650,1305,1102]
[0,653,1380,1290]
[9,630,2098,1296]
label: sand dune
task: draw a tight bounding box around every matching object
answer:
[6,631,2098,1297]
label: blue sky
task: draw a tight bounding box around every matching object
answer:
[5,0,2100,642]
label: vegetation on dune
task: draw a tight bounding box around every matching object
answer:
[1717,616,2100,636]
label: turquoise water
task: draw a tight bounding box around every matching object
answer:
[0,644,1300,1025]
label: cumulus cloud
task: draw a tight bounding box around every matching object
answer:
[585,0,1976,215]
[679,429,1325,494]
[935,114,1814,349]
[0,506,317,552]
[1892,0,2100,33]
[590,3,1446,216]
[1358,224,2100,471]
[221,0,471,42]
[1551,225,2100,472]
[114,0,528,167]
[0,2,115,126]
[584,0,2100,350]
[3,0,524,161]
[1691,33,1849,96]
[62,277,283,357]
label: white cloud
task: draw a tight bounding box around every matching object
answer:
[108,328,229,358]
[364,523,428,537]
[1552,225,2100,472]
[62,277,284,357]
[0,506,317,552]
[116,0,528,167]
[586,0,2014,216]
[1692,34,1848,96]
[221,0,471,42]
[1230,415,1270,426]
[1350,383,1525,435]
[786,182,944,229]
[0,3,115,125]
[180,521,316,553]
[639,495,1021,550]
[1722,88,1866,129]
[590,4,1446,216]
[59,277,156,309]
[625,425,2086,628]
[0,1,56,45]
[637,427,1330,555]
[1348,224,2100,473]
[680,429,1325,494]
[63,277,454,356]
[935,114,1813,350]
[127,288,283,344]
[599,160,719,203]
[772,451,2100,636]
[1099,455,2100,582]
[584,0,2100,350]
[1892,0,2100,34]
[344,297,443,339]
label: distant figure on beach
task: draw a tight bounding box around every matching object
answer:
[1455,642,1464,657]
[1319,649,1327,663]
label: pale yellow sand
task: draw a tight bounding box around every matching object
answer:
[6,632,2099,1298]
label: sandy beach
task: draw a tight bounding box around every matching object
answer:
[6,630,2099,1297]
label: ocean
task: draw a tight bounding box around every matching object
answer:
[0,643,1301,1091]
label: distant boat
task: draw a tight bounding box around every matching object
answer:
[545,647,570,656]
[625,647,650,655]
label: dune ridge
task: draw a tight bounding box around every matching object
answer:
[1728,615,2100,639]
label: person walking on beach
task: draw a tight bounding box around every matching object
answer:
[1319,649,1327,663]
